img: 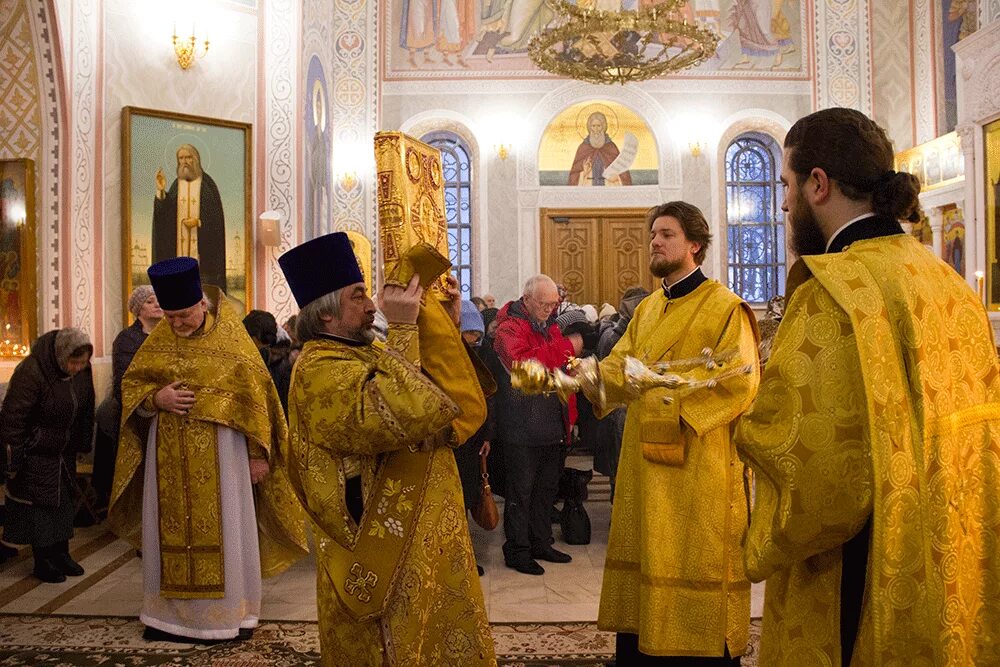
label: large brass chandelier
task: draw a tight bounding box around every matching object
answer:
[528,0,720,85]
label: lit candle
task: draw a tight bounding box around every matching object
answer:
[975,270,985,303]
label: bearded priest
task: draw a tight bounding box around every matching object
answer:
[109,257,308,643]
[279,232,495,666]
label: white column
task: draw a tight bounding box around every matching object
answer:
[957,124,977,285]
[926,206,945,258]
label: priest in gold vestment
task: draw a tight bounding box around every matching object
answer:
[109,257,308,642]
[588,202,761,664]
[279,232,494,666]
[736,108,1000,666]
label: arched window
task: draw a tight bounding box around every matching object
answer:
[421,131,473,296]
[725,132,785,304]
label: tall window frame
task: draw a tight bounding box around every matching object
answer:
[421,131,474,297]
[724,132,786,304]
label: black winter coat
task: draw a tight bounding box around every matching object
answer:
[1,330,95,507]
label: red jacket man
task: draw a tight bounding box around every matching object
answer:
[492,274,582,575]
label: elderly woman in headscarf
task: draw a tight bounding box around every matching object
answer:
[92,286,163,517]
[1,328,95,583]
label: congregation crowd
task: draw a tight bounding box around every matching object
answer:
[1,108,998,666]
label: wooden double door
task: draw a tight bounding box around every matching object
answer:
[540,208,658,308]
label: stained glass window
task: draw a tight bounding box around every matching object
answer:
[725,132,785,304]
[421,131,473,296]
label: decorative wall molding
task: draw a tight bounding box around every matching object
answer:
[382,77,813,97]
[68,0,99,347]
[259,0,298,322]
[331,0,378,238]
[870,0,913,149]
[981,0,1000,27]
[1,0,62,333]
[814,0,873,114]
[911,0,937,144]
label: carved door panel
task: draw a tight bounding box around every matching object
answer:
[540,215,600,306]
[541,209,655,307]
[602,218,658,306]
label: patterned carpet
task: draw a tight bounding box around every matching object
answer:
[0,614,761,666]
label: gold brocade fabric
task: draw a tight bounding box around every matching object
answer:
[375,131,487,444]
[593,281,761,657]
[109,287,308,598]
[287,328,494,666]
[736,235,1000,666]
[374,132,451,292]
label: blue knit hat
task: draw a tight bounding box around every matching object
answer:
[459,300,484,334]
[147,257,203,311]
[278,232,365,309]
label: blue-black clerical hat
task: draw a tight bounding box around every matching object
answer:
[278,232,365,309]
[147,257,203,311]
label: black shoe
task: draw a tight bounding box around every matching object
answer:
[506,559,544,575]
[51,552,85,577]
[476,564,484,576]
[237,627,255,641]
[33,558,67,583]
[531,546,572,563]
[143,626,221,645]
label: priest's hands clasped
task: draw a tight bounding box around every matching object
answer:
[154,380,196,415]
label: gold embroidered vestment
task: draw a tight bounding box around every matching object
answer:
[287,325,495,666]
[592,280,761,657]
[109,287,308,598]
[736,235,1000,665]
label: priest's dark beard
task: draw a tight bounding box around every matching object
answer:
[789,197,827,256]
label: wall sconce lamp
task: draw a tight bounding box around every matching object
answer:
[339,171,359,191]
[259,211,281,247]
[173,24,209,70]
[976,270,985,303]
[494,143,512,161]
[689,141,707,157]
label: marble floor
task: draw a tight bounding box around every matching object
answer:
[0,464,764,624]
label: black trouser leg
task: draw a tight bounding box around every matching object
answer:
[91,428,118,510]
[529,444,560,551]
[502,445,540,564]
[616,633,742,665]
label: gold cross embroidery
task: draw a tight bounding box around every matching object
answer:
[344,562,378,603]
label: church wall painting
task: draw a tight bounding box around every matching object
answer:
[538,101,658,186]
[894,132,964,192]
[986,116,1000,309]
[121,107,252,321]
[941,0,977,131]
[305,55,331,241]
[0,159,36,357]
[942,203,964,277]
[384,0,807,79]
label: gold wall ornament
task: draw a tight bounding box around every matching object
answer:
[528,0,720,85]
[172,28,209,70]
[374,132,452,292]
